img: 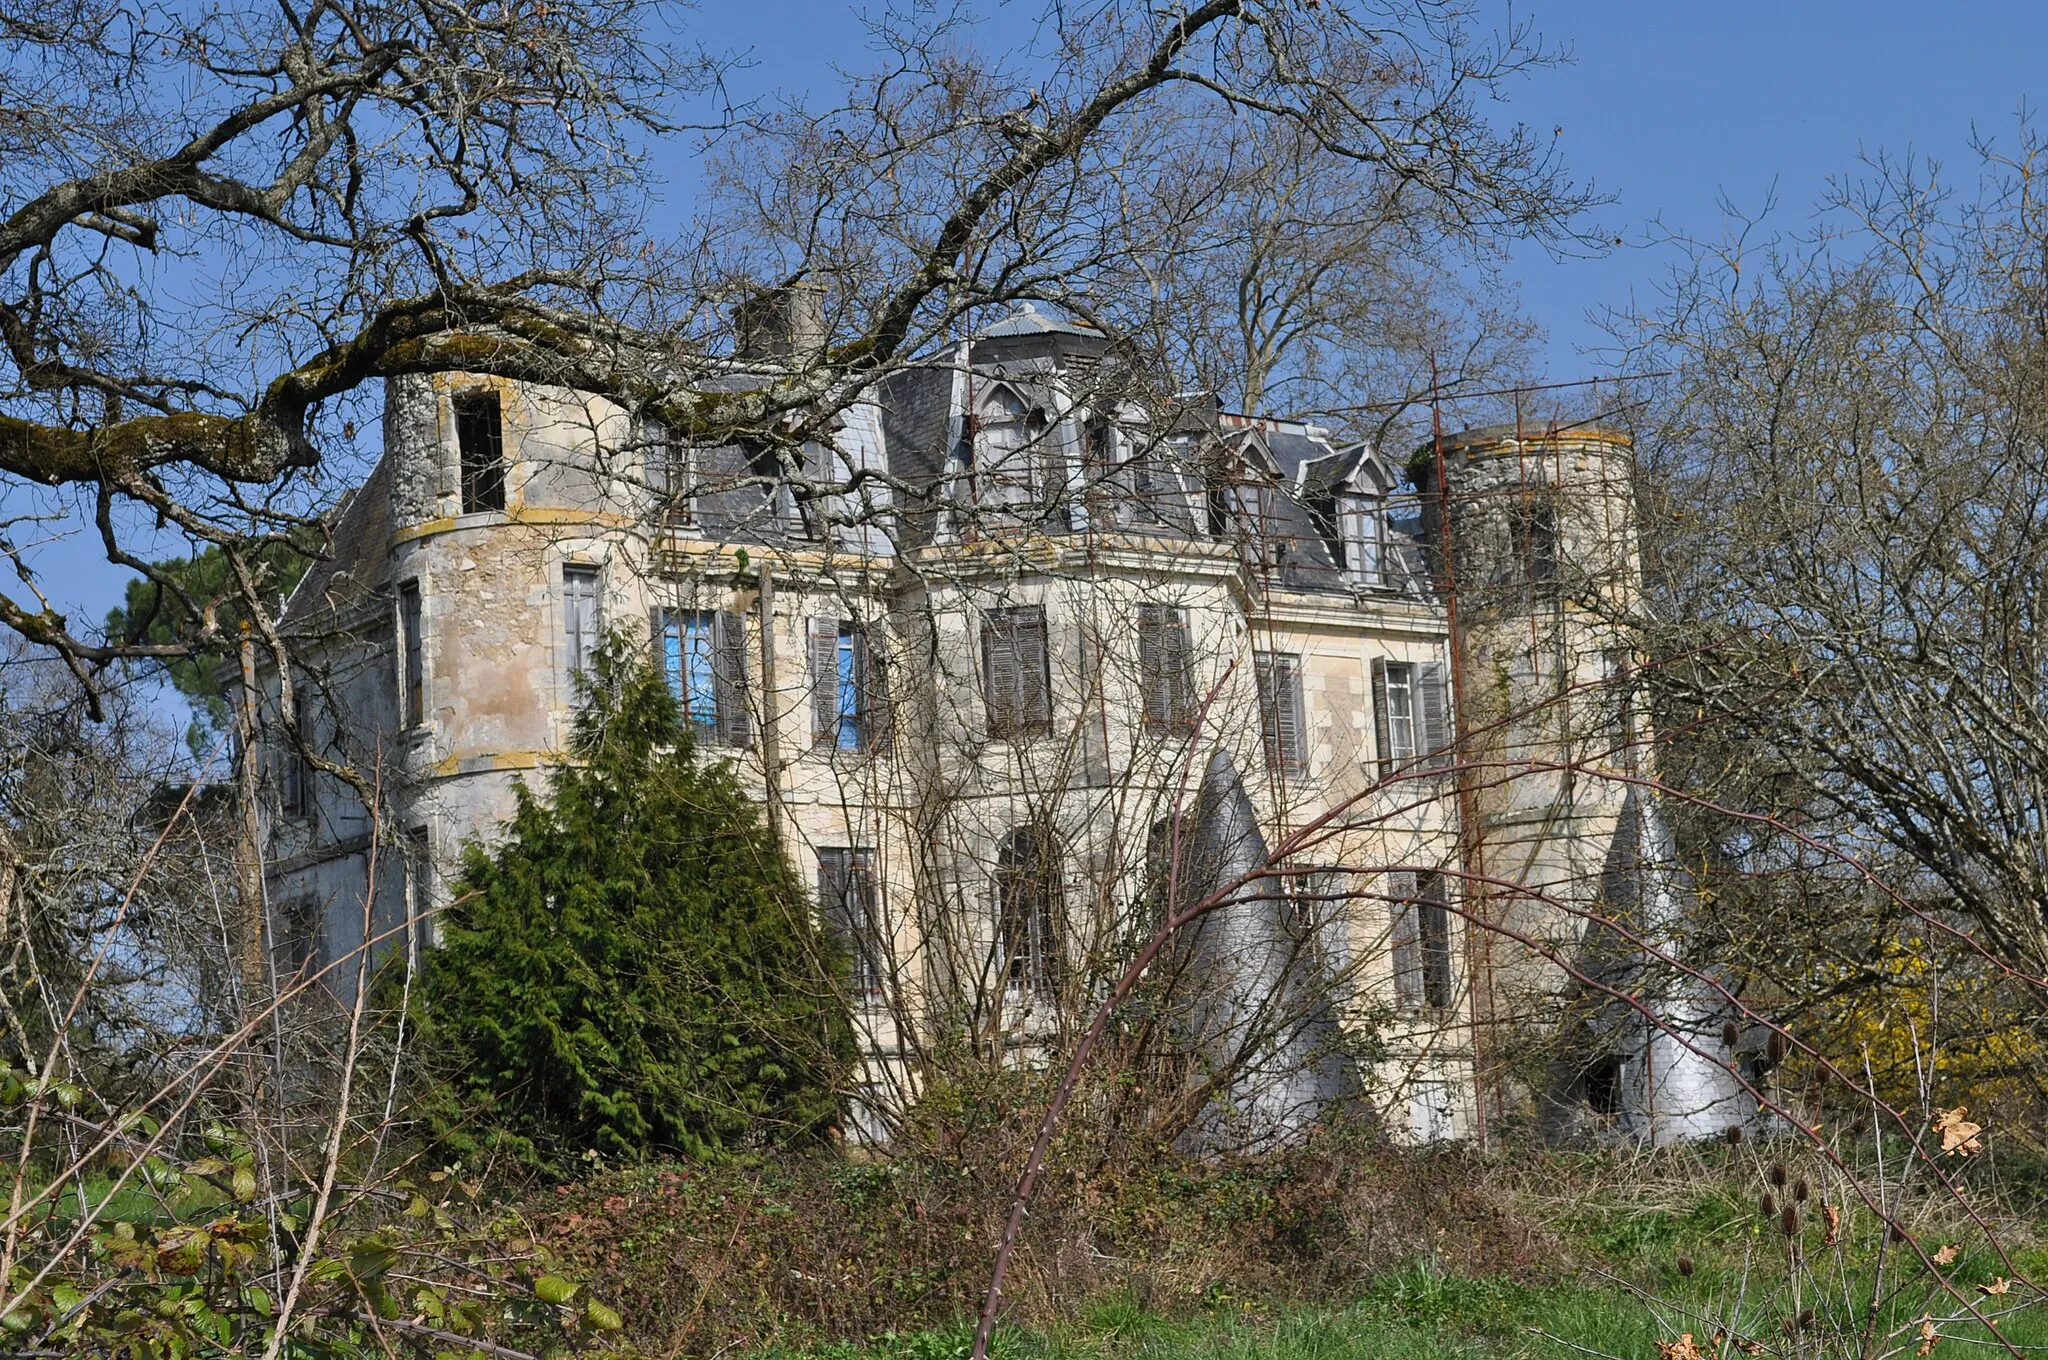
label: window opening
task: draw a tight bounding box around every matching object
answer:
[454,390,506,513]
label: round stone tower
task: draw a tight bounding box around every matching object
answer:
[1417,424,1645,1111]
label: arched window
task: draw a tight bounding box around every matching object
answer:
[995,827,1061,998]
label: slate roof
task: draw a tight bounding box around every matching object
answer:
[281,454,393,634]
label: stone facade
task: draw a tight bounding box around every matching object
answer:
[256,308,1660,1145]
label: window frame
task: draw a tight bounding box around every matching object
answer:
[995,827,1061,1000]
[1137,603,1196,731]
[398,580,425,728]
[453,388,506,514]
[810,618,888,753]
[1389,870,1454,1012]
[561,564,601,679]
[979,605,1053,740]
[655,607,751,747]
[818,847,883,998]
[1254,649,1309,777]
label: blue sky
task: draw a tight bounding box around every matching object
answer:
[13,0,2046,630]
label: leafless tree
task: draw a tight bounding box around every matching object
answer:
[1618,119,2048,986]
[1,0,1596,716]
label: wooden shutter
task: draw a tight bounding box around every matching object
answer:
[1165,611,1193,725]
[1418,660,1451,772]
[1276,655,1306,775]
[1138,605,1176,726]
[1017,608,1051,731]
[809,618,840,747]
[712,610,751,748]
[1387,870,1422,1009]
[1418,872,1453,1008]
[1255,652,1281,770]
[981,614,1018,737]
[818,848,849,965]
[854,624,891,750]
[1258,652,1306,776]
[1370,659,1392,780]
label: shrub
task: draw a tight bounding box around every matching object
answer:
[409,638,854,1167]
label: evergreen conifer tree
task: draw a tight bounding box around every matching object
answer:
[410,638,853,1166]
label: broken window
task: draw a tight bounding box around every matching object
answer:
[1371,657,1451,778]
[1389,870,1452,1010]
[810,618,889,751]
[454,389,506,513]
[562,565,600,677]
[654,608,751,747]
[1137,604,1196,730]
[818,847,882,997]
[1254,650,1308,777]
[1506,496,1560,601]
[398,580,424,727]
[995,827,1061,999]
[980,605,1052,739]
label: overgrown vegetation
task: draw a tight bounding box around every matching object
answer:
[525,1135,2048,1360]
[408,639,856,1169]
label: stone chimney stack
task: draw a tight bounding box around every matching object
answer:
[735,282,827,362]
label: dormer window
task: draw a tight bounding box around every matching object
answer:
[1308,491,1385,585]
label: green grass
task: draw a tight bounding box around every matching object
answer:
[745,1173,2048,1360]
[747,1255,2048,1360]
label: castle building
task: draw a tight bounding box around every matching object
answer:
[259,301,1682,1145]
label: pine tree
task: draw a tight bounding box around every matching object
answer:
[410,639,853,1166]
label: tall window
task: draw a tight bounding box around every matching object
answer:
[1137,604,1196,729]
[810,619,887,751]
[1372,658,1450,778]
[655,608,751,747]
[277,727,312,819]
[405,826,433,960]
[995,828,1060,998]
[562,566,600,677]
[1506,496,1560,599]
[818,847,882,997]
[647,421,692,525]
[273,896,323,983]
[398,580,424,727]
[1307,493,1344,571]
[1254,650,1308,777]
[980,605,1052,739]
[454,389,505,513]
[1390,870,1452,1010]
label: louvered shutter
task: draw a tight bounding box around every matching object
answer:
[817,848,855,987]
[712,610,751,748]
[1138,606,1172,725]
[1275,656,1306,775]
[809,619,841,747]
[1387,870,1422,1009]
[1418,659,1451,772]
[1419,872,1453,1008]
[855,625,891,750]
[1165,612,1193,725]
[1017,609,1051,731]
[1370,659,1392,780]
[982,615,1018,736]
[1255,652,1283,771]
